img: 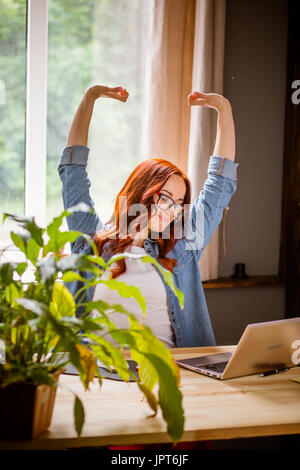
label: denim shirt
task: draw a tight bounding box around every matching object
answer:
[58,145,239,348]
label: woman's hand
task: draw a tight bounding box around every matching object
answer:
[86,85,129,102]
[187,91,230,113]
[187,91,235,160]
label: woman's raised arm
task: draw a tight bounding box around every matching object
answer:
[66,85,129,147]
[188,91,235,161]
[58,85,129,249]
[184,91,238,258]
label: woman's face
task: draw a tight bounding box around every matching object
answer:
[149,174,186,235]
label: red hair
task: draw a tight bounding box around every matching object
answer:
[94,158,191,279]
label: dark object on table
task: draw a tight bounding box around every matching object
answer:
[231,262,249,280]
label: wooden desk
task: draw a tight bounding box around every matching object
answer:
[0,346,300,450]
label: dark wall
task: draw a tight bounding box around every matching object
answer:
[207,0,288,345]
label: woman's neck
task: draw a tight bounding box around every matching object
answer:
[131,226,150,247]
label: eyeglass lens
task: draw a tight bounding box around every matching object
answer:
[158,193,183,212]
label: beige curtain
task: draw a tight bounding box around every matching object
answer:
[188,0,227,280]
[140,0,227,281]
[140,0,196,173]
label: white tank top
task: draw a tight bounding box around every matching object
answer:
[92,244,176,348]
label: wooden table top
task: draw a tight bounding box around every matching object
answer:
[1,345,300,450]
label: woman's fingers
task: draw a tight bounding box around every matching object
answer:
[188,91,228,111]
[188,91,208,106]
[106,86,129,102]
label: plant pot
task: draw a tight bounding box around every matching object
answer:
[0,370,62,440]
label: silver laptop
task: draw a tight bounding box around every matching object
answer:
[176,318,300,380]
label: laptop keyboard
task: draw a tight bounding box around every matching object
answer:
[198,361,229,373]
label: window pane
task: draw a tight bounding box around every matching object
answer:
[47,0,150,227]
[0,0,26,248]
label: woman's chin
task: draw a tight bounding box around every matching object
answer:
[150,219,171,236]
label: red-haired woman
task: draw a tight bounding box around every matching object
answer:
[58,84,238,348]
[58,85,238,450]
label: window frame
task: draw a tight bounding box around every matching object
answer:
[25,0,48,228]
[2,0,48,256]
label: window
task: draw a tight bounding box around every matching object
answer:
[0,0,27,249]
[0,0,150,253]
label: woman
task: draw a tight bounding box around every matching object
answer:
[58,84,238,351]
[58,85,238,451]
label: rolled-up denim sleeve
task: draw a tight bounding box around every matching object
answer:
[185,156,239,259]
[57,145,104,236]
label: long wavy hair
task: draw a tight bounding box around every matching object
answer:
[94,158,192,279]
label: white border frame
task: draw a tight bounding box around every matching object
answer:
[25,0,48,227]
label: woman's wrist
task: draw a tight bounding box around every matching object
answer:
[86,86,103,101]
[216,98,232,114]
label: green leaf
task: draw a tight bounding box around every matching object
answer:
[59,316,83,327]
[0,263,16,284]
[109,330,138,348]
[26,238,40,265]
[130,348,158,390]
[10,231,28,253]
[27,317,41,330]
[107,252,184,309]
[47,213,69,240]
[143,353,184,444]
[15,297,83,372]
[4,283,21,306]
[84,300,130,316]
[52,281,76,317]
[137,382,158,416]
[141,255,184,309]
[61,272,86,283]
[29,368,57,387]
[46,202,91,238]
[37,255,57,284]
[16,262,27,277]
[3,213,44,246]
[128,316,181,388]
[82,309,116,331]
[74,395,85,437]
[44,203,94,255]
[106,251,152,265]
[87,334,130,382]
[78,315,110,332]
[44,231,82,255]
[15,298,49,316]
[85,255,107,268]
[56,253,97,273]
[99,278,146,317]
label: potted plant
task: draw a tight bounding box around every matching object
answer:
[0,204,185,443]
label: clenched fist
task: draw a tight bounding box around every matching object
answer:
[87,85,129,102]
[188,91,230,112]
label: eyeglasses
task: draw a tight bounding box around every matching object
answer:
[156,190,184,214]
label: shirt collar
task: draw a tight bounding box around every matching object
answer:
[143,237,159,258]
